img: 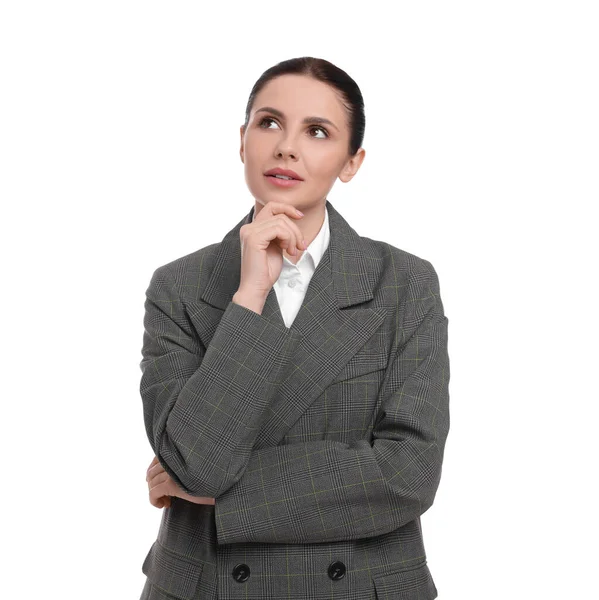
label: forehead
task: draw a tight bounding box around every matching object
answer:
[252,74,346,124]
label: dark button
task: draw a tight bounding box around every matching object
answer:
[328,560,346,580]
[232,563,250,583]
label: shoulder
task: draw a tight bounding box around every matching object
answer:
[357,234,445,329]
[360,234,440,290]
[144,242,221,301]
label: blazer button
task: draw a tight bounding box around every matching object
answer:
[327,560,346,580]
[232,563,250,583]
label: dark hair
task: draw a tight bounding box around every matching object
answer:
[243,57,365,157]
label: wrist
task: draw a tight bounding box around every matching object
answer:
[232,290,268,315]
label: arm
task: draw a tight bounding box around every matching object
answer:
[213,260,450,545]
[140,265,299,498]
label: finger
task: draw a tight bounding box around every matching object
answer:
[264,203,305,251]
[151,493,170,509]
[272,217,299,254]
[244,204,306,254]
[257,201,304,227]
[154,496,171,509]
[149,484,172,509]
[268,220,299,255]
[146,455,159,478]
[148,471,169,491]
[270,211,305,253]
[150,488,164,507]
[151,484,177,508]
[149,477,170,505]
[278,214,306,253]
[146,461,165,482]
[250,219,301,256]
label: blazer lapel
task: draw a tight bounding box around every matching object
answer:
[200,200,387,448]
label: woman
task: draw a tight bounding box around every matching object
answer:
[139,56,450,600]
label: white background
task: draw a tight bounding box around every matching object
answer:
[1,1,597,598]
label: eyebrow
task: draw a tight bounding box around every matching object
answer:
[254,106,339,132]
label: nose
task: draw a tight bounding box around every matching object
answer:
[276,149,297,160]
[275,141,298,161]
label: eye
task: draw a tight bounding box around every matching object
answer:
[309,126,329,139]
[257,117,329,139]
[258,117,278,129]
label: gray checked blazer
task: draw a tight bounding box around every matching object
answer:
[138,199,450,600]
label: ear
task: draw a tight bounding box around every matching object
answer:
[239,125,245,163]
[338,147,366,183]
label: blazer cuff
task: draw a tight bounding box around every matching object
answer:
[211,299,297,383]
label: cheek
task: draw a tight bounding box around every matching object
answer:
[243,155,263,183]
[306,145,344,171]
[244,131,269,156]
[305,157,341,183]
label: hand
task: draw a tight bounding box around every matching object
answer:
[237,201,306,299]
[146,456,216,508]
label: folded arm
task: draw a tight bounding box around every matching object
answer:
[140,266,298,498]
[213,260,450,544]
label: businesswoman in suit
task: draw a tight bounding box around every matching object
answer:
[140,56,450,599]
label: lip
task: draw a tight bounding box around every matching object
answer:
[264,167,303,181]
[264,174,302,188]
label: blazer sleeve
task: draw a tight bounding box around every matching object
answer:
[213,260,450,545]
[139,265,299,498]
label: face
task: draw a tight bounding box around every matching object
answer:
[240,74,365,213]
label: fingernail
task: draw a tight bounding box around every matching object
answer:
[296,209,304,216]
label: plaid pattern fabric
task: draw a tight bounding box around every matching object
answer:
[139,199,450,600]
